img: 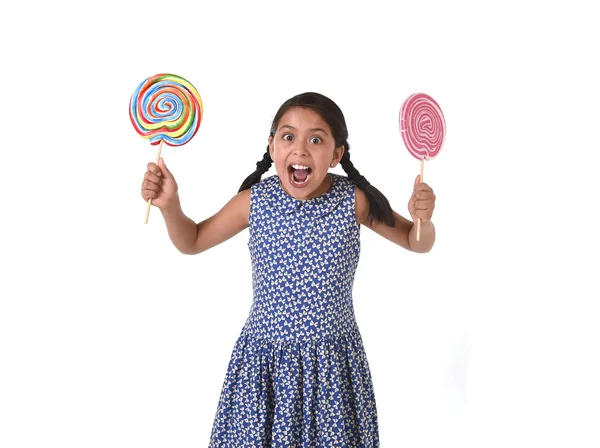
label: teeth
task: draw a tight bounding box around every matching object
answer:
[291,164,310,170]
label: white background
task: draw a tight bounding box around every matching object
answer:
[1,0,599,447]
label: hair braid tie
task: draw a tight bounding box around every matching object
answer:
[256,159,271,172]
[255,149,273,173]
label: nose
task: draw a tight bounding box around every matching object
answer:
[293,141,308,156]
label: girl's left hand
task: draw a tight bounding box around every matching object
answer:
[408,175,436,223]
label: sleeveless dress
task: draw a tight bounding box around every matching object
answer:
[209,173,380,447]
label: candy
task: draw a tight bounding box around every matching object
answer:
[130,73,203,224]
[400,93,445,161]
[129,73,203,146]
[399,93,446,241]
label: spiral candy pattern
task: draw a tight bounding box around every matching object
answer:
[129,74,203,146]
[400,93,445,160]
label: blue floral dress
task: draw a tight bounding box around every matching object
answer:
[209,173,380,447]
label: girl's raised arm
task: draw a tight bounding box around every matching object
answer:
[142,157,250,255]
[355,182,436,253]
[162,189,250,255]
[191,189,250,254]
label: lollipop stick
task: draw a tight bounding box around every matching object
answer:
[417,158,424,241]
[144,140,163,224]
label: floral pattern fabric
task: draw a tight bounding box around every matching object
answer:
[209,173,380,447]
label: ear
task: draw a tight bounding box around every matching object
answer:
[268,135,274,160]
[333,144,345,165]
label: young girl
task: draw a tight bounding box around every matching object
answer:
[141,92,436,447]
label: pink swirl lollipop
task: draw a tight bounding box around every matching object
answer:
[400,93,446,240]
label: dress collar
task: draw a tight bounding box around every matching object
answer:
[264,173,346,218]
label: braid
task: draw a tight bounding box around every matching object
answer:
[238,146,273,192]
[340,142,395,227]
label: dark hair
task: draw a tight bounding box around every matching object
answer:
[238,92,395,227]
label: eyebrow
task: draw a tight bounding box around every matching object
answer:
[278,125,329,136]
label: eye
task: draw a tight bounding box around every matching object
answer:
[310,137,322,144]
[282,133,293,141]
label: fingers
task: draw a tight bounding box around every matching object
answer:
[157,157,173,179]
[147,162,163,178]
[411,198,435,211]
[141,164,162,201]
[141,179,161,199]
[409,197,434,216]
[141,187,160,201]
[413,202,435,213]
[414,182,433,193]
[411,181,435,212]
[413,190,435,201]
[409,175,437,223]
[411,189,435,204]
[144,169,162,186]
[142,178,161,192]
[412,209,432,222]
[409,189,436,222]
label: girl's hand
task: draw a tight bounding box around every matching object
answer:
[141,157,179,210]
[408,175,436,223]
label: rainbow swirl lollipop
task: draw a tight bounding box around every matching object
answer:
[130,73,203,223]
[399,93,446,240]
[129,73,203,146]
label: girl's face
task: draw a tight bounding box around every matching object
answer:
[269,107,344,200]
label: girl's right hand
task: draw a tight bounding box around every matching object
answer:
[141,157,179,210]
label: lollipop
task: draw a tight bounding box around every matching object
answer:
[129,74,203,223]
[400,93,446,240]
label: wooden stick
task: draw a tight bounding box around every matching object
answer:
[417,158,424,241]
[144,140,163,224]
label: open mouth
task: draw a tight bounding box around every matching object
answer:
[288,164,313,187]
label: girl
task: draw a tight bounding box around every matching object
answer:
[140,92,436,447]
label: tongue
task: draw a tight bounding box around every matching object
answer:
[293,169,309,182]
